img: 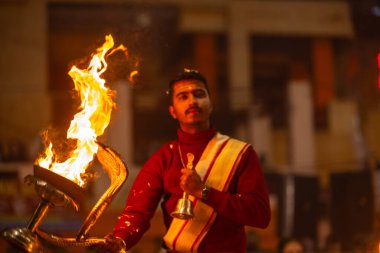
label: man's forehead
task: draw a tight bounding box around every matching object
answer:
[173,80,207,94]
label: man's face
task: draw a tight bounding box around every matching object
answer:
[169,79,212,132]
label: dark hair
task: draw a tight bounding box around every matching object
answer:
[166,68,210,97]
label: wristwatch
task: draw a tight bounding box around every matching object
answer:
[201,185,211,200]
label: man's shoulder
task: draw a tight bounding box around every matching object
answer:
[150,140,178,156]
[217,132,250,146]
[142,140,178,168]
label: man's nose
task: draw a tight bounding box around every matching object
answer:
[188,94,197,104]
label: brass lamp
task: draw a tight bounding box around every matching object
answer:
[1,143,128,252]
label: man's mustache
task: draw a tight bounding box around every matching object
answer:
[185,106,201,114]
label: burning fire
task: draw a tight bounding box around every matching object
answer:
[37,34,135,187]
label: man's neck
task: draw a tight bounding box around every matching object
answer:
[180,123,210,134]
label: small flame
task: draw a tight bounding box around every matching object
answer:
[36,35,135,187]
[129,70,139,82]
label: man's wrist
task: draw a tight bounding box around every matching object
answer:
[115,236,126,248]
[201,185,211,200]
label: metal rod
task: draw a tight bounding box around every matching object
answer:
[27,200,51,232]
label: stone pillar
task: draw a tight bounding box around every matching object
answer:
[193,34,218,105]
[228,3,252,111]
[328,99,363,171]
[0,0,50,143]
[106,80,134,165]
[248,111,272,167]
[95,80,134,210]
[287,69,316,175]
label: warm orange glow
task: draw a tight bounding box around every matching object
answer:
[378,52,380,89]
[129,70,139,82]
[36,35,133,187]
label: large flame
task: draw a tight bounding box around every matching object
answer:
[37,34,131,187]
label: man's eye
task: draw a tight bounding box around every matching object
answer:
[194,91,206,97]
[178,94,188,100]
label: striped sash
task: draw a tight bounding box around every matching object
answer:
[163,133,249,252]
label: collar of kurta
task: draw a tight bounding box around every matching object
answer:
[177,128,216,145]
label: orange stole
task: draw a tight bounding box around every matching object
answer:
[163,133,249,252]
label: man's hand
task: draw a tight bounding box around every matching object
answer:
[93,233,126,253]
[180,168,203,198]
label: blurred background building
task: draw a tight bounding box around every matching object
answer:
[0,0,380,252]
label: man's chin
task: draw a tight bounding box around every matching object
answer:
[187,120,209,127]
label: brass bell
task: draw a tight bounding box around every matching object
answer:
[171,196,194,220]
[171,152,195,220]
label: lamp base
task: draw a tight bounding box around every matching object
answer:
[1,227,43,253]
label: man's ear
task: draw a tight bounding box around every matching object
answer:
[169,105,177,119]
[208,99,214,115]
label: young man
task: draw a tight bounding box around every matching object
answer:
[96,69,271,253]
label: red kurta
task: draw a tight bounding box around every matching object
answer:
[113,128,271,252]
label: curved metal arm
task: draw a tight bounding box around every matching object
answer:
[36,142,128,248]
[35,231,106,247]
